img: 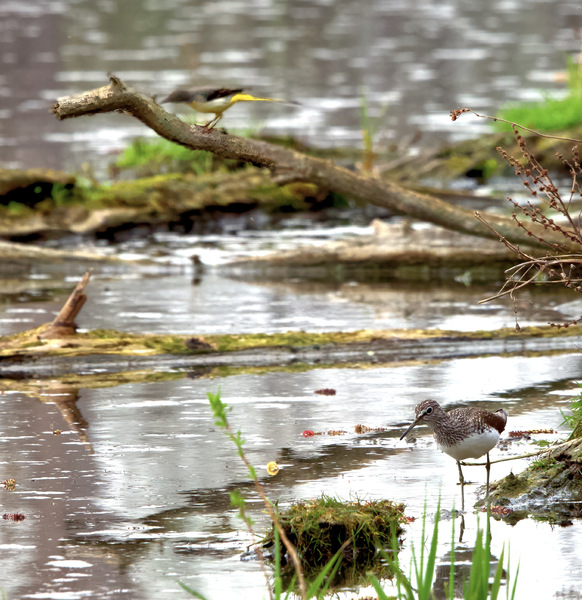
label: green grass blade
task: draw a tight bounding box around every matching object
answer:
[418,499,440,599]
[510,563,520,600]
[447,510,455,600]
[368,574,391,600]
[273,526,282,600]
[305,546,343,598]
[490,546,505,600]
[177,581,210,599]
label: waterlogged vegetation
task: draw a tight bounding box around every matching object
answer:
[179,391,519,600]
[373,503,518,600]
[3,322,582,361]
[488,385,582,520]
[495,55,582,132]
[264,495,405,585]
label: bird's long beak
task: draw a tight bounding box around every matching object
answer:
[399,416,423,440]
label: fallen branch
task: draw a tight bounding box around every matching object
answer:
[52,75,574,251]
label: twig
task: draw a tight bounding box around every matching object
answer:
[452,107,582,143]
[462,437,578,466]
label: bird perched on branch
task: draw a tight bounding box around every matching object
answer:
[161,87,296,130]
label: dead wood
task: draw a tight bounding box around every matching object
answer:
[52,75,579,252]
[40,270,91,339]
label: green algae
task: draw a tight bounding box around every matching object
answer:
[2,323,582,360]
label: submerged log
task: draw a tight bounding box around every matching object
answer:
[224,221,523,282]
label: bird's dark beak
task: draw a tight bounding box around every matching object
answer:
[399,416,423,440]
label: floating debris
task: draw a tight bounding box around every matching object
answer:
[2,513,25,522]
[314,388,336,395]
[266,461,279,476]
[1,479,15,491]
[354,424,388,434]
[484,505,513,517]
[302,429,348,437]
[509,429,556,438]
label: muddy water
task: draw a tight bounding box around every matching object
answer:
[1,238,582,599]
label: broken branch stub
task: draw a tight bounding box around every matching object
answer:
[40,270,91,339]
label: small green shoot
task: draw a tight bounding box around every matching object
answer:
[359,89,390,172]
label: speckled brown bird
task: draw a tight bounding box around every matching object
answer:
[400,399,507,504]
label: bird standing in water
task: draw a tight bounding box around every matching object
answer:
[400,399,507,508]
[161,87,293,130]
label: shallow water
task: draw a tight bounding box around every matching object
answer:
[1,354,581,599]
[3,1,582,596]
[1,236,582,599]
[3,226,582,338]
[1,0,581,174]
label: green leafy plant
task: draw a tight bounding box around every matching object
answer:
[180,390,308,600]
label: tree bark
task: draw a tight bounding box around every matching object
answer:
[52,75,578,252]
[40,270,91,338]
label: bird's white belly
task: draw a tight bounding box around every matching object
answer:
[437,428,500,461]
[192,97,232,114]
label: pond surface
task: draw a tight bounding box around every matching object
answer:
[1,352,581,599]
[3,2,582,596]
[1,0,581,174]
[1,232,582,600]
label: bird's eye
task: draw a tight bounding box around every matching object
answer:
[425,407,433,414]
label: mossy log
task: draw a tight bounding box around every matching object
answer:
[0,167,75,200]
[0,167,319,238]
[2,322,582,379]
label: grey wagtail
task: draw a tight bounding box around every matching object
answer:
[161,87,295,130]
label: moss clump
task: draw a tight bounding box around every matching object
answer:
[490,438,582,520]
[265,496,406,585]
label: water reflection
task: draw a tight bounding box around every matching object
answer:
[1,0,581,173]
[2,253,582,338]
[1,354,581,598]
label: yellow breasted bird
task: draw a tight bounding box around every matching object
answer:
[161,87,293,130]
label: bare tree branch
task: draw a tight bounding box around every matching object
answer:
[53,75,581,251]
